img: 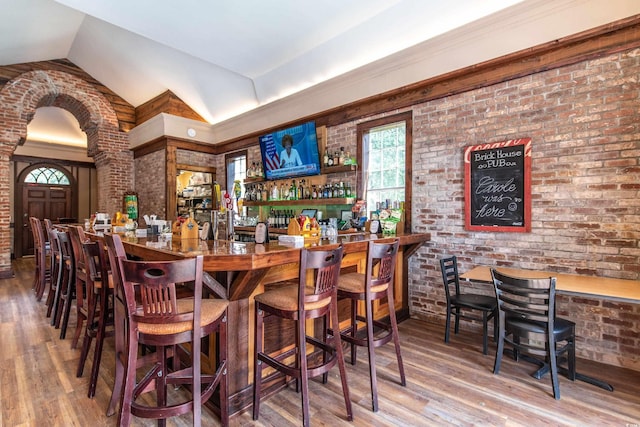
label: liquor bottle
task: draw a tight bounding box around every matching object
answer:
[311,184,318,199]
[297,180,304,200]
[327,151,334,166]
[323,148,329,167]
[289,180,297,200]
[338,181,345,198]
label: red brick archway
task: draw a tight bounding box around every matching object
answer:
[0,69,133,276]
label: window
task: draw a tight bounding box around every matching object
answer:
[357,111,412,230]
[24,167,70,185]
[226,151,247,212]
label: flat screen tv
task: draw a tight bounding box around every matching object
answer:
[258,120,321,180]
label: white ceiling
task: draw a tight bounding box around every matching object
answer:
[2,0,639,149]
[2,0,526,146]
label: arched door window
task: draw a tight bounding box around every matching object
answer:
[24,167,71,185]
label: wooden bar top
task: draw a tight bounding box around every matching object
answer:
[99,231,429,301]
[113,232,427,266]
[460,266,640,303]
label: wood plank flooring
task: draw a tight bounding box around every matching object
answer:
[2,258,640,426]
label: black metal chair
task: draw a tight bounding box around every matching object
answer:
[491,269,576,399]
[439,256,497,354]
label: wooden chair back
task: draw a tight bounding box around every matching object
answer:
[366,239,400,291]
[299,244,344,313]
[119,256,204,327]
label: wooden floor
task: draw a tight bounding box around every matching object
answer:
[2,258,640,426]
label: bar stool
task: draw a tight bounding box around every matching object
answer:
[68,225,89,349]
[253,245,352,427]
[44,224,63,319]
[54,229,76,339]
[104,233,229,427]
[29,217,50,301]
[76,238,114,398]
[336,238,404,412]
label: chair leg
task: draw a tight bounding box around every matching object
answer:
[156,346,168,427]
[118,329,139,427]
[387,286,406,387]
[298,316,311,427]
[567,334,576,381]
[349,299,358,364]
[321,314,329,384]
[59,269,75,339]
[330,298,353,422]
[252,307,264,421]
[76,329,93,378]
[47,258,62,320]
[444,305,452,343]
[365,299,379,412]
[71,278,87,349]
[52,267,66,328]
[549,337,560,400]
[219,314,229,427]
[88,297,108,398]
[482,311,489,355]
[454,307,461,334]
[107,304,126,417]
[77,290,99,378]
[493,319,504,374]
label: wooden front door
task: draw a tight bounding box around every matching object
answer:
[19,184,72,257]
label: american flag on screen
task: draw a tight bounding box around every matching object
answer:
[263,144,280,170]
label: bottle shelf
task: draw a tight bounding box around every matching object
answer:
[243,197,355,207]
[320,164,357,174]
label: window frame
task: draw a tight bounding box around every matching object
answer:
[356,111,413,232]
[225,149,247,211]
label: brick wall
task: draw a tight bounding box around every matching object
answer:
[0,69,132,275]
[176,148,218,170]
[135,150,166,220]
[406,48,640,370]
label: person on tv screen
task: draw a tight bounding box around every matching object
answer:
[279,134,303,169]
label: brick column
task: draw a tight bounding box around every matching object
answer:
[0,144,14,277]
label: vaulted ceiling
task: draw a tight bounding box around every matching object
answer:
[2,0,639,147]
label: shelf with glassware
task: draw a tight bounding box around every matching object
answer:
[177,196,213,225]
[176,170,218,226]
[241,175,357,239]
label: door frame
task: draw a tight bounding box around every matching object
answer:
[14,162,77,258]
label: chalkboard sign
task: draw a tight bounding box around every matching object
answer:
[464,138,531,232]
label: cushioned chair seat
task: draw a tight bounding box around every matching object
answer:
[451,293,497,310]
[507,316,575,337]
[254,284,331,311]
[137,298,229,335]
[337,272,389,293]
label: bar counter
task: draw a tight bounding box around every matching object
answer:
[102,231,430,414]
